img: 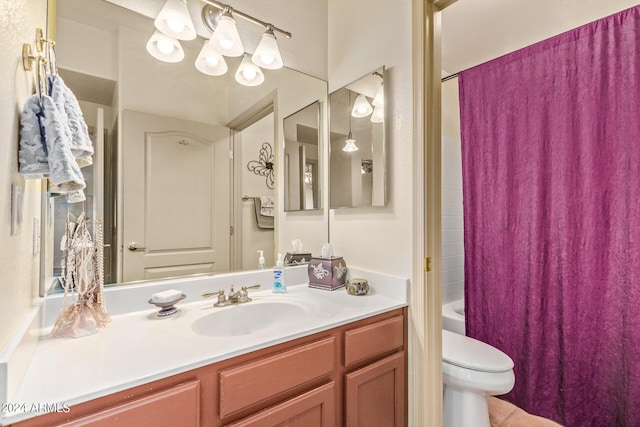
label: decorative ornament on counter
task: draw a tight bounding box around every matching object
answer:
[284,238,311,265]
[345,278,369,296]
[308,244,347,291]
[51,211,110,338]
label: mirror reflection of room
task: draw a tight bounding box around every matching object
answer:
[283,101,321,211]
[329,67,385,208]
[48,0,328,291]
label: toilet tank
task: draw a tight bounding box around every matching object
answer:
[442,299,465,335]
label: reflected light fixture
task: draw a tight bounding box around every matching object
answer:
[154,0,196,40]
[235,55,265,86]
[210,9,244,57]
[372,84,384,107]
[146,30,185,63]
[195,40,228,76]
[370,105,384,123]
[252,26,283,69]
[351,94,373,118]
[343,91,359,152]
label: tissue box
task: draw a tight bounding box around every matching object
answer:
[284,252,312,266]
[308,257,347,290]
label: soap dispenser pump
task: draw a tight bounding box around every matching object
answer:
[273,253,286,293]
[257,250,265,269]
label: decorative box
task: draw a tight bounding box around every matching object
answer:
[307,256,348,290]
[284,252,312,266]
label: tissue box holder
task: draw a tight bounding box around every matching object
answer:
[284,252,312,266]
[308,257,347,291]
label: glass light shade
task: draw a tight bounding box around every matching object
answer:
[146,30,184,63]
[370,105,384,123]
[211,13,244,57]
[235,55,265,86]
[251,29,283,70]
[154,0,196,41]
[351,94,373,117]
[372,84,384,107]
[342,133,359,152]
[195,41,228,76]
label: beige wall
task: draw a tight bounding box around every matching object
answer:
[0,0,49,351]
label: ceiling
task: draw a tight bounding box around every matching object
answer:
[441,0,640,76]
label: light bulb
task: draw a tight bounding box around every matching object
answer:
[218,37,234,50]
[146,30,184,63]
[351,94,373,117]
[235,55,264,86]
[211,13,244,57]
[242,67,257,81]
[154,0,196,40]
[252,28,283,70]
[156,39,175,55]
[195,40,228,76]
[166,17,185,34]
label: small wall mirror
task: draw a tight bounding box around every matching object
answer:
[329,67,386,208]
[284,101,321,211]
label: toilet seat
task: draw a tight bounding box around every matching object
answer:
[442,329,513,373]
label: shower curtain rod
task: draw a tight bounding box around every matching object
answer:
[441,73,459,82]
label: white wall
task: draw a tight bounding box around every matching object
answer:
[0,0,48,351]
[441,78,464,304]
[328,0,413,278]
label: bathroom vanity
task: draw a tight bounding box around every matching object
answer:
[1,268,408,426]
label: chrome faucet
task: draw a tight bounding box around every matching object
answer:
[202,284,261,307]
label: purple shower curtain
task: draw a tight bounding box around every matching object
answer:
[459,6,640,427]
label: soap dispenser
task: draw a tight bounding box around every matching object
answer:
[257,250,265,269]
[273,253,287,293]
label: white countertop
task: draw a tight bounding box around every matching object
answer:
[2,268,407,425]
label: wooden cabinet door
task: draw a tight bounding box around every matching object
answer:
[225,382,335,427]
[57,380,200,427]
[345,352,405,427]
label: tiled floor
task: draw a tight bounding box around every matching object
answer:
[488,397,564,427]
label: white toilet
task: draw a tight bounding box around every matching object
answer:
[442,329,515,427]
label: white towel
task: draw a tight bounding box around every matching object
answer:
[259,195,275,217]
[50,75,93,167]
[18,95,49,178]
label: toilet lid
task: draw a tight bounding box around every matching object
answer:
[442,330,514,373]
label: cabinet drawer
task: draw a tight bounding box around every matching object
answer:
[219,336,335,418]
[58,380,200,427]
[224,382,336,427]
[344,315,404,368]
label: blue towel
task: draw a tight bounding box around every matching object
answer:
[18,95,49,178]
[40,95,86,196]
[50,75,93,167]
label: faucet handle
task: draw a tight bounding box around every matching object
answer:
[202,289,228,307]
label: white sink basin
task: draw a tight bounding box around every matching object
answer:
[191,301,309,338]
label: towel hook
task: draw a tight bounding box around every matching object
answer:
[22,44,36,71]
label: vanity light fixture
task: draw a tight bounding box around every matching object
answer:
[154,0,196,40]
[252,26,283,70]
[146,30,185,63]
[372,84,384,107]
[147,0,292,87]
[235,54,265,86]
[351,94,373,118]
[343,91,359,152]
[195,40,228,75]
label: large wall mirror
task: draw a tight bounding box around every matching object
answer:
[283,101,321,211]
[329,67,386,208]
[43,0,328,293]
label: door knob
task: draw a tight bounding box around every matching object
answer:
[127,241,146,251]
